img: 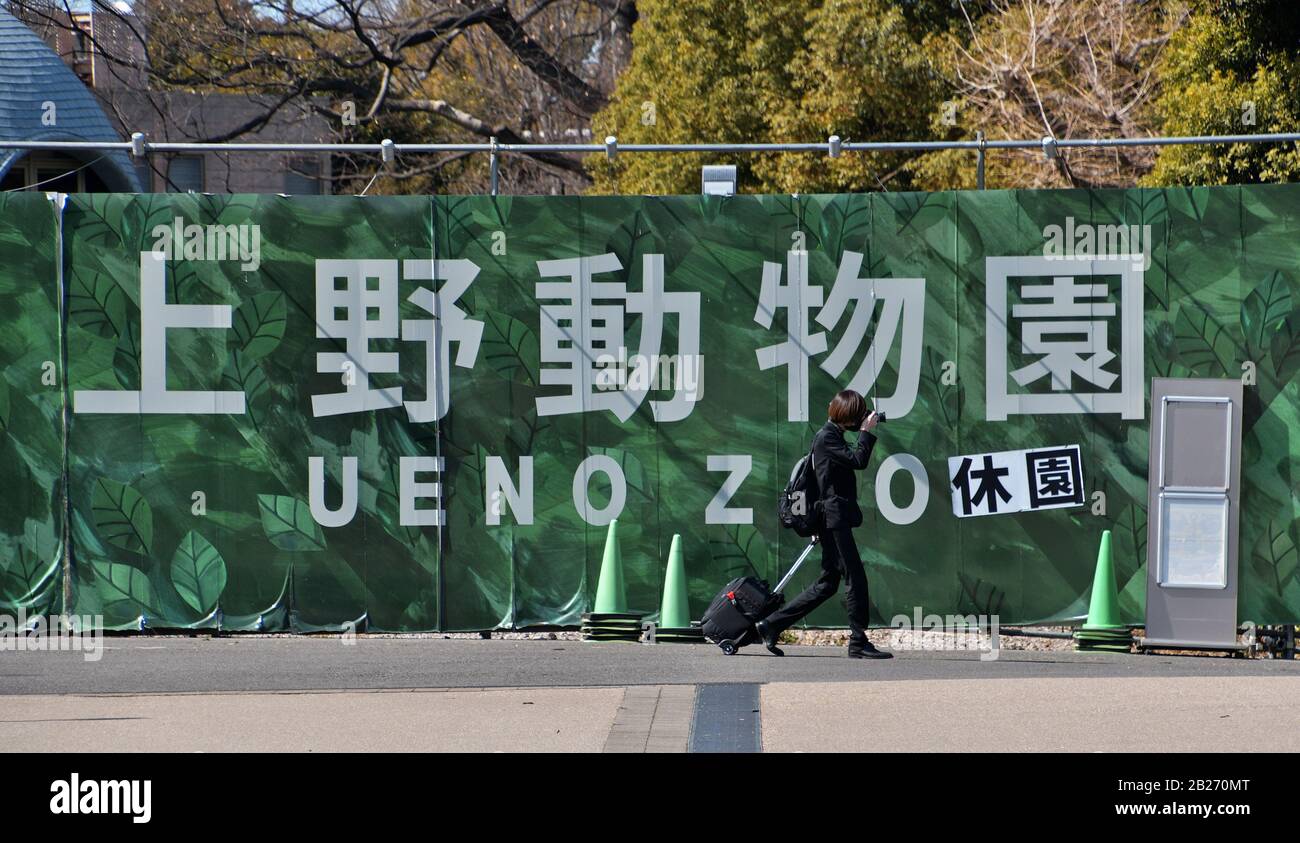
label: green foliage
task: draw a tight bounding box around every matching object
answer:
[1148,0,1300,185]
[588,0,948,194]
[753,0,952,193]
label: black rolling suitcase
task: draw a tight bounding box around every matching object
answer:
[701,537,819,655]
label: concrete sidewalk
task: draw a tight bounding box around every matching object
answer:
[7,674,1298,752]
[1,687,622,752]
[761,676,1300,752]
[3,640,1297,752]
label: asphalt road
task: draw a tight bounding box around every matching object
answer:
[2,636,1295,696]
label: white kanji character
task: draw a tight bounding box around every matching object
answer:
[754,251,827,422]
[985,255,1144,420]
[1009,276,1117,391]
[629,254,702,423]
[535,252,701,422]
[401,259,483,423]
[311,259,401,417]
[816,251,925,419]
[74,251,245,415]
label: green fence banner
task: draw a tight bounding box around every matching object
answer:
[0,186,1297,631]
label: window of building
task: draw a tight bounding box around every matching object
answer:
[284,157,322,195]
[37,167,80,194]
[167,156,204,193]
[2,155,113,193]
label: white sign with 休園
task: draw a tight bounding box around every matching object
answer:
[948,444,1085,518]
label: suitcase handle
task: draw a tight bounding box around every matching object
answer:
[773,536,819,595]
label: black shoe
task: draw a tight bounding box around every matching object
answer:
[848,641,893,660]
[755,620,784,657]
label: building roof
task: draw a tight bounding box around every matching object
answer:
[0,8,141,191]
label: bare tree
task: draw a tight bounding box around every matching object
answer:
[940,0,1188,188]
[6,0,637,193]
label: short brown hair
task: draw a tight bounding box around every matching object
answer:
[827,389,867,426]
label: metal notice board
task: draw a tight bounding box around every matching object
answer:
[1141,378,1245,651]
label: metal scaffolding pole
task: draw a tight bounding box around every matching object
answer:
[4,132,1299,156]
[4,131,1299,193]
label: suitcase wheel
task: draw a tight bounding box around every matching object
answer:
[719,640,738,656]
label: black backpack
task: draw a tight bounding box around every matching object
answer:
[778,442,822,537]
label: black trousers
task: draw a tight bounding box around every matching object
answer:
[764,527,870,648]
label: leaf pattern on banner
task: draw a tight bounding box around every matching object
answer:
[220,349,269,430]
[91,559,157,614]
[894,192,948,234]
[860,545,918,575]
[374,458,422,548]
[232,292,287,360]
[816,198,872,260]
[586,446,654,502]
[0,377,8,432]
[1150,321,1186,378]
[113,319,141,389]
[20,189,1300,631]
[480,311,539,386]
[1270,309,1300,383]
[956,573,1006,617]
[0,544,57,604]
[170,530,228,614]
[448,443,493,524]
[68,267,127,338]
[604,208,655,268]
[91,478,153,556]
[73,194,132,249]
[1113,502,1148,583]
[1241,271,1292,361]
[920,345,962,429]
[1125,189,1169,229]
[257,494,326,551]
[708,524,768,581]
[1173,303,1237,376]
[1252,518,1298,596]
[505,408,549,463]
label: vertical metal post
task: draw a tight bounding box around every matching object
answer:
[51,192,73,618]
[489,136,499,196]
[976,131,986,190]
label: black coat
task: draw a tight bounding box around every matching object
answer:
[811,419,877,530]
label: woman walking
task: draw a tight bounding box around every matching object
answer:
[757,389,892,659]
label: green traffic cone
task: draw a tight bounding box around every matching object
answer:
[593,519,627,614]
[1082,530,1125,631]
[659,534,690,629]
